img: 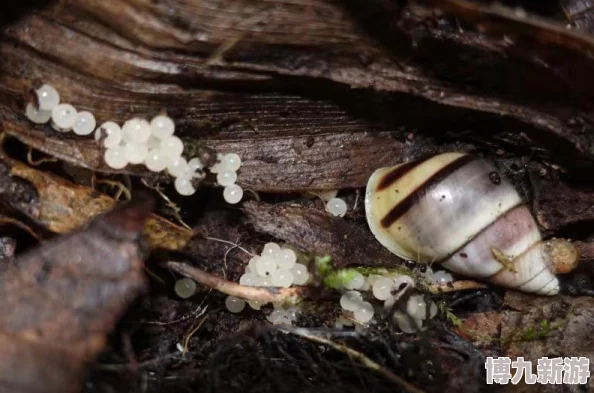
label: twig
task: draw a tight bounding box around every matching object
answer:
[280,326,427,393]
[142,294,210,326]
[93,178,132,201]
[141,178,192,231]
[99,353,182,371]
[167,261,306,303]
[27,147,58,166]
[0,216,42,241]
[182,314,209,356]
[204,236,257,257]
[429,280,488,293]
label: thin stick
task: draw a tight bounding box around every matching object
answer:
[204,236,257,257]
[167,261,305,303]
[281,327,427,393]
[429,280,487,293]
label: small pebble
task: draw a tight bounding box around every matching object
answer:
[145,149,169,172]
[51,103,77,131]
[174,278,196,299]
[104,146,128,169]
[124,142,149,164]
[256,255,277,277]
[225,296,245,313]
[340,291,363,312]
[372,277,394,300]
[344,271,365,290]
[95,122,123,148]
[174,177,196,196]
[73,111,96,136]
[290,263,309,285]
[221,153,241,172]
[271,269,294,288]
[25,103,51,124]
[217,170,237,186]
[353,301,374,323]
[326,197,347,217]
[223,184,243,204]
[122,118,151,144]
[150,115,175,139]
[36,84,60,111]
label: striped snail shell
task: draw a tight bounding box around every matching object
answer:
[364,152,579,295]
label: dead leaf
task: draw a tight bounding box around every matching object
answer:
[0,195,152,393]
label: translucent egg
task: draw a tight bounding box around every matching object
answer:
[353,301,374,323]
[174,278,196,299]
[124,142,149,164]
[174,177,196,196]
[344,271,365,290]
[267,309,285,323]
[51,103,77,131]
[145,149,169,172]
[406,295,437,320]
[392,275,415,291]
[255,276,272,287]
[326,197,347,217]
[262,242,281,258]
[225,296,245,313]
[277,249,296,270]
[72,111,96,136]
[271,269,294,288]
[433,270,454,284]
[95,122,122,148]
[168,156,190,178]
[372,277,395,300]
[209,162,223,174]
[340,290,363,312]
[393,310,420,333]
[25,103,51,124]
[256,256,277,277]
[239,273,258,286]
[290,263,309,285]
[150,115,175,139]
[424,266,435,283]
[247,256,259,273]
[248,300,261,310]
[122,118,151,144]
[217,170,237,186]
[35,84,60,111]
[104,146,128,169]
[223,184,243,204]
[222,153,241,172]
[188,157,204,172]
[160,136,184,158]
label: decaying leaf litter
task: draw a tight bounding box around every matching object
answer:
[0,0,594,392]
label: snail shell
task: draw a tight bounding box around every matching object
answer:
[365,152,579,295]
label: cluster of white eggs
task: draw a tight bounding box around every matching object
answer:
[335,268,453,331]
[25,84,97,136]
[225,243,310,318]
[24,84,246,203]
[211,153,244,204]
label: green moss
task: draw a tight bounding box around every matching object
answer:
[323,268,360,289]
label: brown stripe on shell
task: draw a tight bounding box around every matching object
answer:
[376,158,424,191]
[380,154,475,228]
